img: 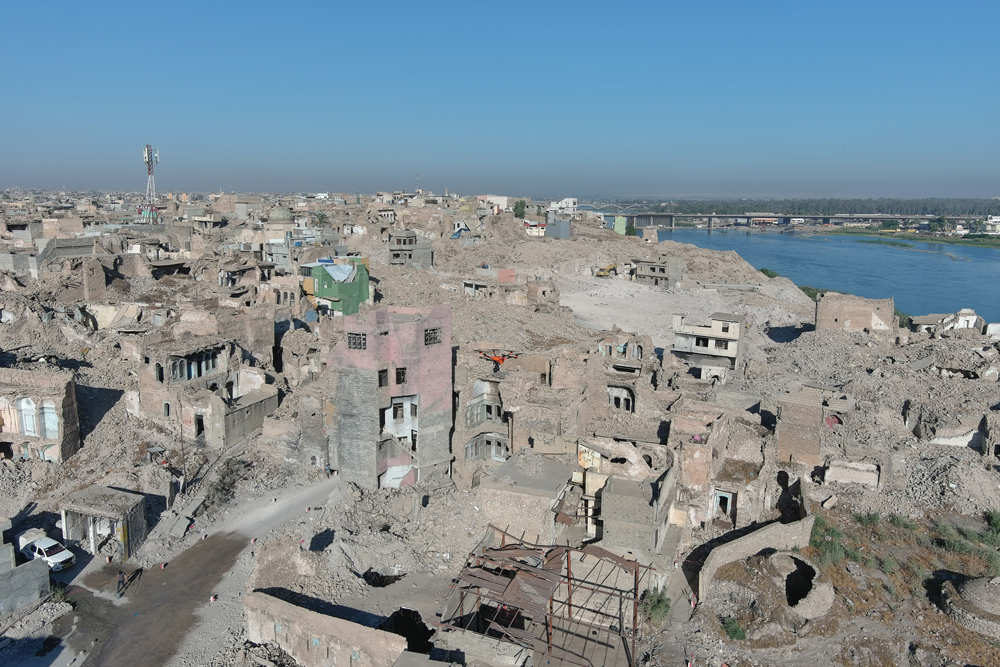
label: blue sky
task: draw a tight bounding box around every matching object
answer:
[2,1,998,197]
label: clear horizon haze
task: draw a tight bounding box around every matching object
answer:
[2,1,998,199]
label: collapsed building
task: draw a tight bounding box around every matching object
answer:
[126,323,278,449]
[437,525,654,667]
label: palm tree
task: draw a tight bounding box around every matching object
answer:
[312,212,329,226]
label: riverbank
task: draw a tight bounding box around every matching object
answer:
[801,227,1000,248]
[652,227,1000,322]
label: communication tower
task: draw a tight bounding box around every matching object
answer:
[139,144,160,222]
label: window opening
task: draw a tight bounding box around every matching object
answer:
[347,333,367,350]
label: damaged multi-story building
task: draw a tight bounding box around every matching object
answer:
[387,230,433,268]
[0,368,81,462]
[313,305,453,489]
[130,333,278,448]
[672,312,747,379]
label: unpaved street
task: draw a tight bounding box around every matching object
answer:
[54,477,340,667]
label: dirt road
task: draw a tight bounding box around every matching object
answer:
[57,477,340,667]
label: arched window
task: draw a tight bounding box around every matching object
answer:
[211,351,218,370]
[0,398,17,434]
[163,403,171,418]
[290,292,295,307]
[16,399,37,437]
[171,361,179,380]
[39,400,58,439]
[275,291,281,304]
[155,363,164,383]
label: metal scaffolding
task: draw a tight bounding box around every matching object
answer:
[436,525,654,667]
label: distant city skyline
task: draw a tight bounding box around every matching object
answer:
[2,2,997,198]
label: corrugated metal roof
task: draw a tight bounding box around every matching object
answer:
[322,264,356,282]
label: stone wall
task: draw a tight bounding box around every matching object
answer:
[697,514,815,596]
[477,486,558,545]
[244,592,406,667]
[942,581,1000,637]
[0,557,49,620]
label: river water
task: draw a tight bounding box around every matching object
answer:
[656,228,1000,323]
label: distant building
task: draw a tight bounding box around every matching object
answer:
[387,230,433,268]
[633,254,685,289]
[303,258,371,316]
[547,198,578,216]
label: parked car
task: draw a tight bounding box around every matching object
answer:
[19,530,76,571]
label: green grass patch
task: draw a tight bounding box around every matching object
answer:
[879,557,898,575]
[720,616,746,640]
[798,285,831,301]
[640,588,671,626]
[855,513,881,527]
[889,514,916,530]
[759,267,781,278]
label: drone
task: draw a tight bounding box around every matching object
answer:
[478,349,519,373]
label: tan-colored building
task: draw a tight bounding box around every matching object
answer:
[0,368,81,463]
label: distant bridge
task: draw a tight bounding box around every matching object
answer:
[614,212,957,229]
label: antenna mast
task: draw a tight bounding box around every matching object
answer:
[140,144,160,222]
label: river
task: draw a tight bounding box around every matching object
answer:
[656,228,1000,323]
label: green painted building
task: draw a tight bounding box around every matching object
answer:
[304,258,370,316]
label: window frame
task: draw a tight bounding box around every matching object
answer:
[347,333,367,350]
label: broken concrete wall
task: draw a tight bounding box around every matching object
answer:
[245,591,407,667]
[697,514,815,596]
[815,293,896,332]
[0,557,49,620]
[775,401,824,467]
